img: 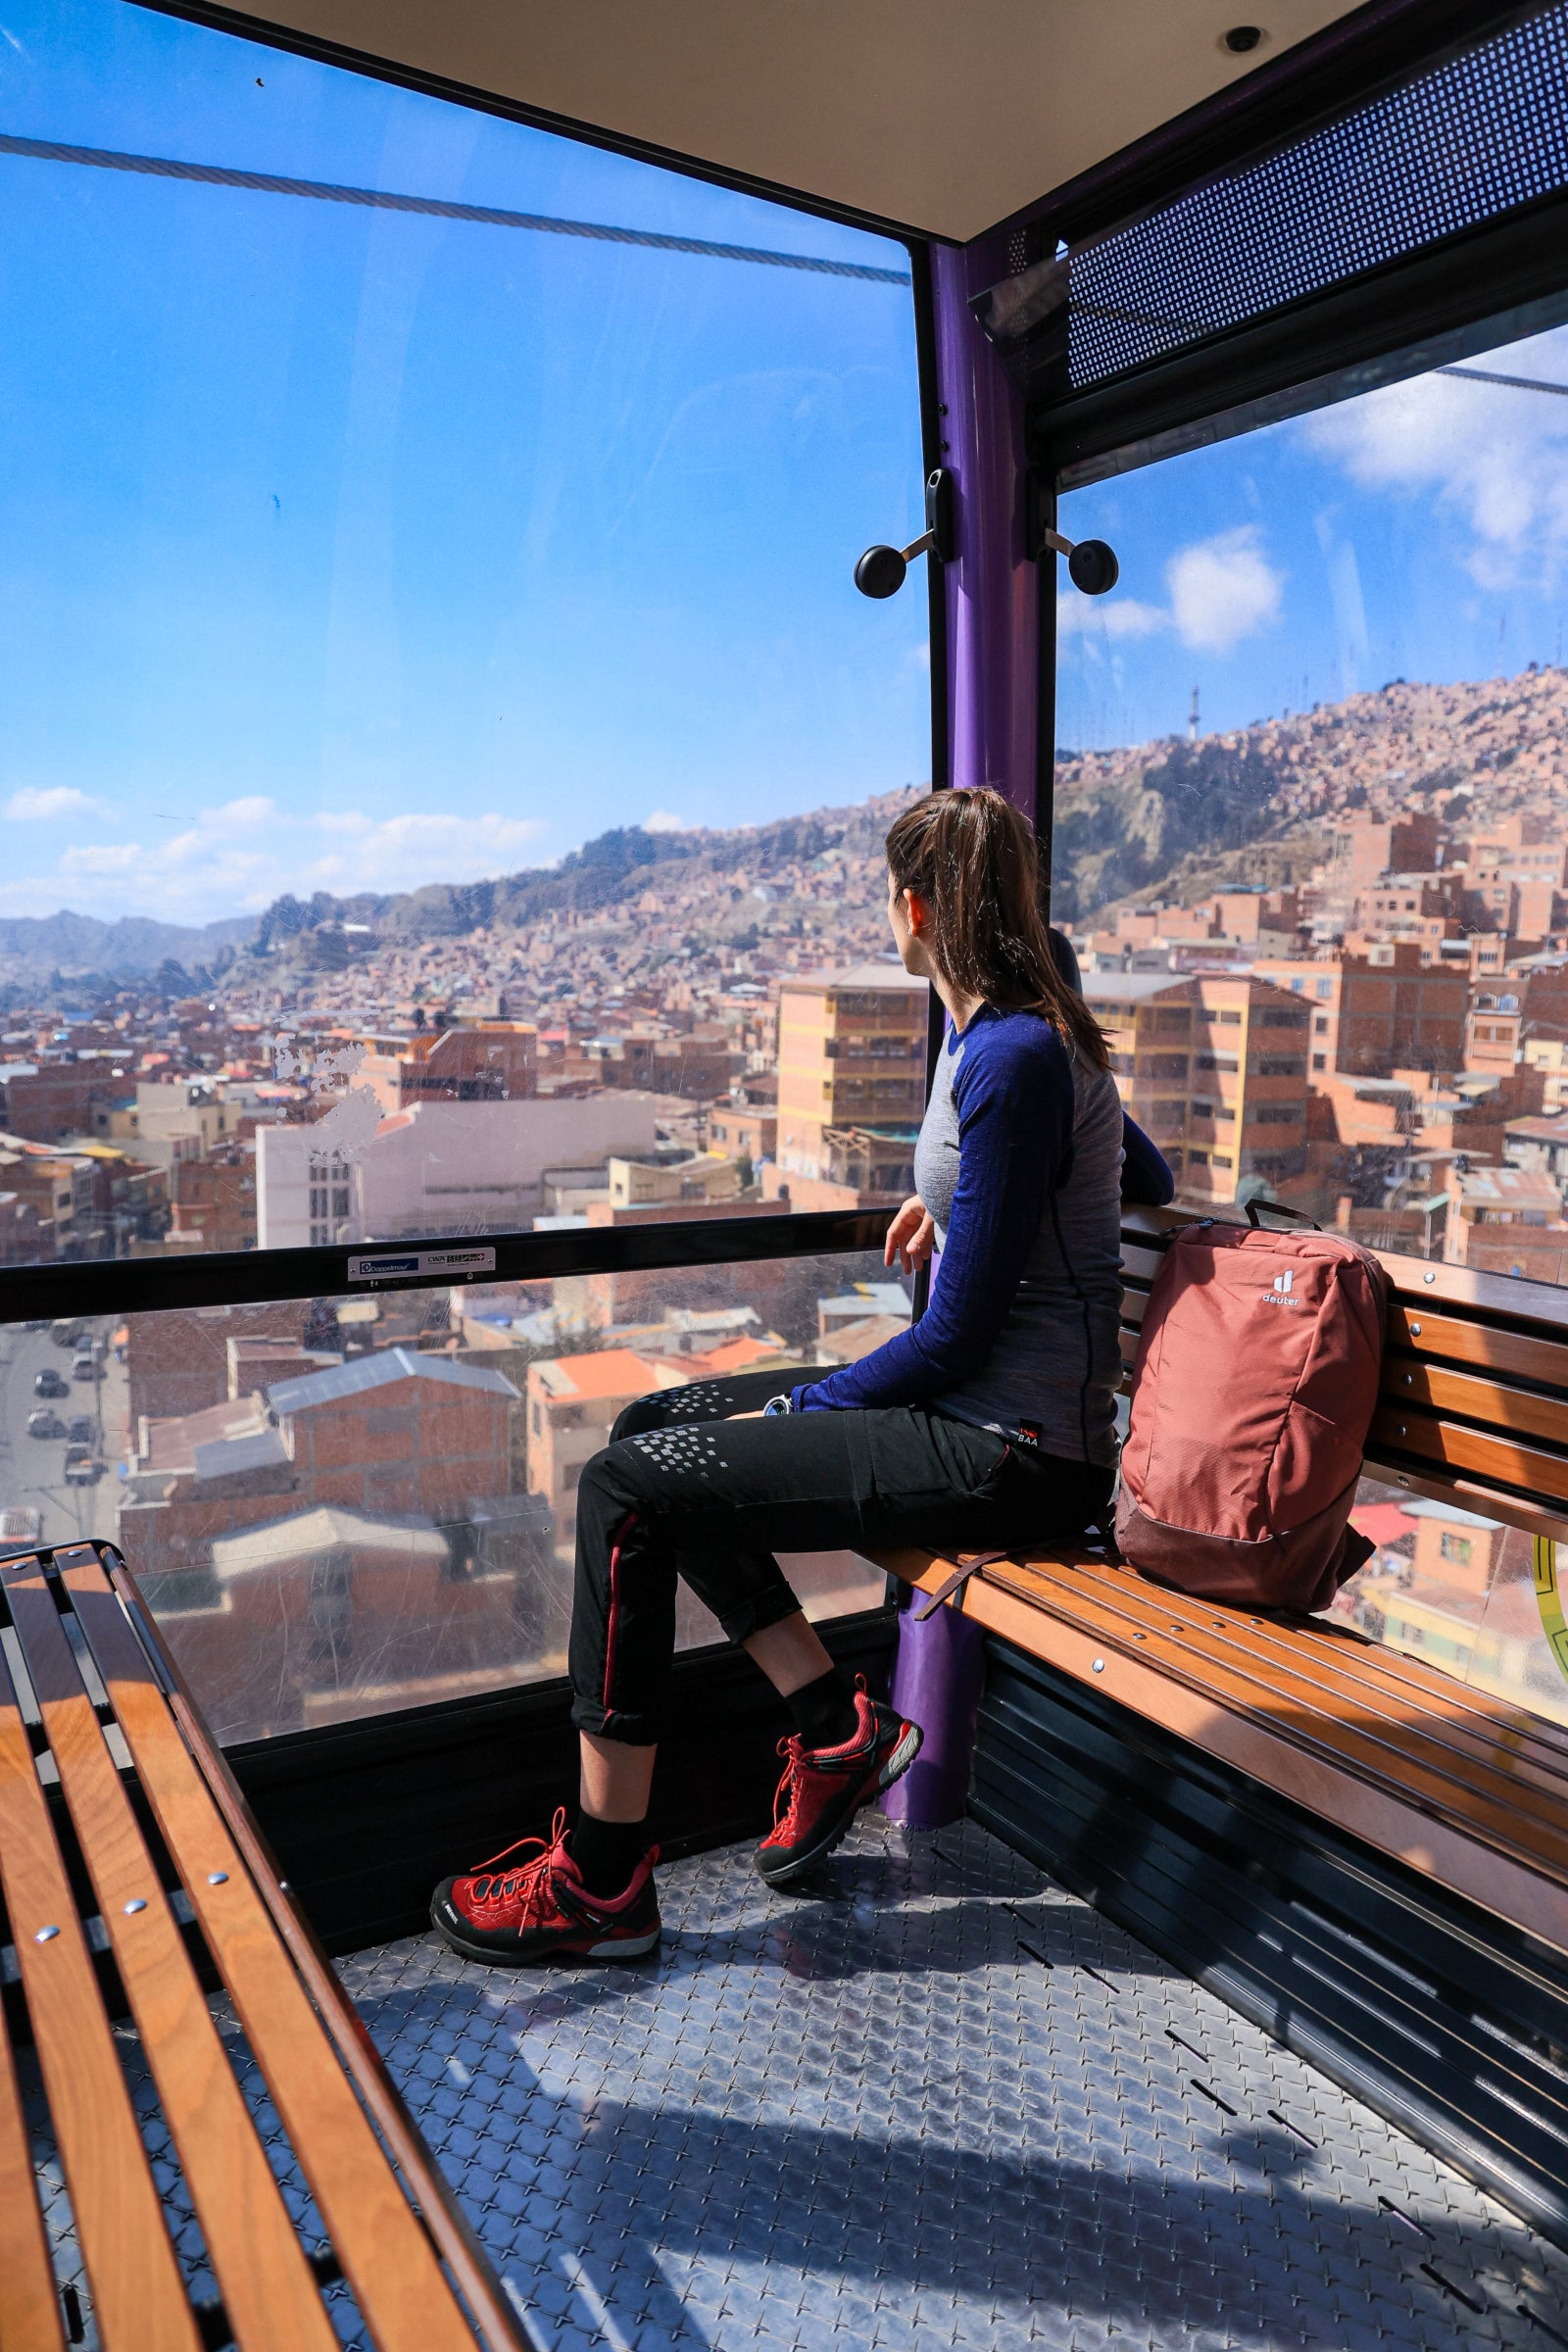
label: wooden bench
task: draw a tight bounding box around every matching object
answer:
[0,1542,532,2352]
[878,1205,1568,1961]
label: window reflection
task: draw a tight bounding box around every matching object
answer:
[2,1249,901,1741]
[1333,1476,1568,1731]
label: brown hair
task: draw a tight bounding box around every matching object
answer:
[884,789,1109,1069]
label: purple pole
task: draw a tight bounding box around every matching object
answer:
[932,234,1041,818]
[883,232,1040,1828]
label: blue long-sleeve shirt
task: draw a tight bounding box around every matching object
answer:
[792,1005,1127,1465]
[1121,1114,1175,1205]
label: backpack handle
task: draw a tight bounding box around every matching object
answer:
[1244,1199,1322,1232]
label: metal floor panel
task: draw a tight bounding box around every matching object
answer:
[22,1816,1568,2350]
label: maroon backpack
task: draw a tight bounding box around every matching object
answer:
[1114,1214,1390,1614]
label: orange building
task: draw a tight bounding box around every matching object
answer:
[1255,945,1467,1080]
[358,1021,538,1115]
[1444,1164,1568,1280]
[775,965,927,1183]
[1084,971,1309,1203]
[525,1347,688,1559]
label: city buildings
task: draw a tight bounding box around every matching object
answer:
[356,1020,538,1114]
[255,1091,661,1247]
[1083,972,1309,1203]
[524,1347,687,1561]
[775,964,927,1197]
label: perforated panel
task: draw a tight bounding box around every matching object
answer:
[1069,4,1568,390]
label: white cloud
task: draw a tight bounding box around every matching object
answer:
[1056,592,1165,641]
[1303,330,1568,584]
[1165,526,1283,655]
[1056,529,1282,656]
[0,798,548,922]
[643,810,689,833]
[6,785,105,821]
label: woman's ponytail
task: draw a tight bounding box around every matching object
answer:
[884,789,1109,1069]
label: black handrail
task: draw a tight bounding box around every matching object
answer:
[0,1204,897,1327]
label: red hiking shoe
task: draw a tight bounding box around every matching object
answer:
[430,1807,661,1966]
[756,1680,922,1887]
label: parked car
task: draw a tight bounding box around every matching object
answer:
[26,1409,66,1440]
[66,1414,93,1446]
[0,1506,42,1557]
[50,1319,84,1348]
[33,1368,69,1398]
[63,1446,100,1486]
[71,1353,97,1382]
[21,1319,49,1333]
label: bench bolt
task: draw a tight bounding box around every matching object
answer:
[34,1925,59,1942]
[207,1871,228,1886]
[123,1898,146,1915]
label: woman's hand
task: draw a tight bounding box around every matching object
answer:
[884,1194,935,1276]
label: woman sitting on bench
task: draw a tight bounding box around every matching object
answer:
[432,787,1139,1966]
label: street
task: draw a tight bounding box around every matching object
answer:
[0,1318,128,1550]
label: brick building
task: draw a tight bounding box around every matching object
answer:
[0,1064,117,1144]
[163,1152,258,1254]
[358,1021,539,1116]
[1255,947,1466,1078]
[1084,972,1309,1203]
[775,965,927,1183]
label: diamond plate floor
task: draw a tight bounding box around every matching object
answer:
[21,1816,1568,2350]
[345,1818,1568,2352]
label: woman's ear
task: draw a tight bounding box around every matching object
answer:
[904,888,927,937]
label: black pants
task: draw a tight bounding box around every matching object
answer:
[567,1366,1114,1744]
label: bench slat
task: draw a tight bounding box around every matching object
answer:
[1000,1549,1568,1819]
[0,1642,202,2352]
[1,1557,341,2352]
[1386,1302,1568,1387]
[1067,1550,1568,1788]
[56,1547,499,2352]
[978,1553,1568,1886]
[0,1961,66,2352]
[1381,1357,1568,1450]
[1370,1405,1568,1505]
[882,1545,1568,1954]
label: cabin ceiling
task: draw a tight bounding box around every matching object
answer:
[241,1,1363,244]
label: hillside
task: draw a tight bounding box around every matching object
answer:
[8,666,1567,1004]
[0,910,257,1000]
[1053,663,1568,925]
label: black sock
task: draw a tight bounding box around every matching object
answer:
[569,1811,648,1897]
[786,1667,859,1752]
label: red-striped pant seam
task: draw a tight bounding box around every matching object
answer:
[601,1511,640,1717]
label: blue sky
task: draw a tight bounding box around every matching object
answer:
[1058,323,1568,753]
[0,0,927,922]
[8,5,1567,929]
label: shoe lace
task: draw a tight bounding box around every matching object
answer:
[770,1737,808,1841]
[468,1806,568,1923]
[768,1680,874,1842]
